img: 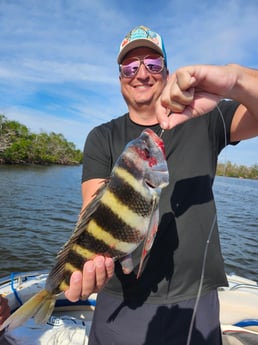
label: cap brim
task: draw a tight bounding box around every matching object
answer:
[117,39,164,64]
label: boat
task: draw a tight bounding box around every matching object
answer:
[0,270,258,345]
[219,274,258,345]
[0,271,95,345]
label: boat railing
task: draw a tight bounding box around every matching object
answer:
[0,270,48,287]
[229,283,258,292]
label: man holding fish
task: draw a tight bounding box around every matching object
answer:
[65,25,258,344]
[1,24,257,344]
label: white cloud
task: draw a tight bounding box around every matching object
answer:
[162,0,258,68]
[0,0,257,165]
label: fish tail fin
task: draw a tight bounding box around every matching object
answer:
[0,289,56,331]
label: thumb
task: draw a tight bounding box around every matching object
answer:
[155,99,172,129]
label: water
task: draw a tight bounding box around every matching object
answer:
[214,176,258,281]
[0,165,82,275]
[0,166,257,282]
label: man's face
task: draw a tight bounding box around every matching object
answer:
[119,47,168,112]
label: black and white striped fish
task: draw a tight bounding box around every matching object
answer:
[0,128,169,331]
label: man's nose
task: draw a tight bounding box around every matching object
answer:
[136,62,149,78]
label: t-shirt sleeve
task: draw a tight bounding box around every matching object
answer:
[81,127,112,183]
[210,100,240,154]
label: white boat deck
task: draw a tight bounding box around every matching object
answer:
[0,271,258,345]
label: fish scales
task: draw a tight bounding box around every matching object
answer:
[67,235,125,271]
[56,181,149,289]
[107,173,154,217]
[100,189,150,234]
[87,205,144,243]
[59,162,154,282]
[114,164,154,199]
[0,128,169,331]
[116,153,144,180]
[90,203,143,240]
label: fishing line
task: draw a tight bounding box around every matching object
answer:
[185,213,217,345]
[186,105,228,345]
[184,104,228,345]
[159,105,228,345]
[159,110,173,138]
[217,104,229,176]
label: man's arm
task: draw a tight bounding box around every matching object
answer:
[158,64,258,141]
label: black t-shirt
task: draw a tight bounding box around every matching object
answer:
[82,100,239,305]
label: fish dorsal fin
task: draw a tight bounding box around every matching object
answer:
[47,179,110,287]
[136,196,159,279]
[72,179,110,238]
[59,178,109,255]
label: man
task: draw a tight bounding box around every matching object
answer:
[65,26,258,344]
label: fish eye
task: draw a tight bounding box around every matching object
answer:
[143,147,150,159]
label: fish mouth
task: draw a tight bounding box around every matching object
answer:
[144,170,169,189]
[145,180,156,188]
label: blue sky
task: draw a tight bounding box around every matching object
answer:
[0,0,257,166]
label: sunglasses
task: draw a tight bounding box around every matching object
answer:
[119,55,165,78]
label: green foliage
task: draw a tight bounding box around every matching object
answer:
[1,114,257,175]
[217,161,258,180]
[0,114,83,165]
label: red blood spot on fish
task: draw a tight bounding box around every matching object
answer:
[148,157,158,167]
[135,147,158,167]
[144,128,166,158]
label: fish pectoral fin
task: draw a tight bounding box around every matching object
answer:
[136,204,159,279]
[120,254,134,275]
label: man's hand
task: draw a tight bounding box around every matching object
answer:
[64,256,114,302]
[158,64,237,129]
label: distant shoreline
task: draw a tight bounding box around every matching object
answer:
[216,162,258,180]
[1,161,257,180]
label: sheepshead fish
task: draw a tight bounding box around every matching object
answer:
[0,128,169,331]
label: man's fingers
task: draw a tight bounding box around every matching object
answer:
[81,260,97,299]
[175,68,197,91]
[64,271,83,302]
[64,256,115,303]
[94,256,110,290]
[105,257,115,279]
